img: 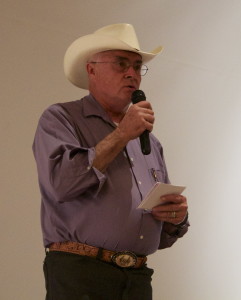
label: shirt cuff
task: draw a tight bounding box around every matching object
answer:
[165,213,190,237]
[87,147,107,196]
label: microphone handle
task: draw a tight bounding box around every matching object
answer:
[140,130,151,155]
[131,90,151,155]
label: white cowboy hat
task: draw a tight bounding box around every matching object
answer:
[64,23,163,89]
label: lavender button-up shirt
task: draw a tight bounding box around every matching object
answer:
[33,94,182,256]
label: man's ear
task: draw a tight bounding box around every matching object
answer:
[86,63,95,76]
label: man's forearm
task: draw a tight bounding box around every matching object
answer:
[92,127,129,172]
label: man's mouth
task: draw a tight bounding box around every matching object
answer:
[126,85,136,90]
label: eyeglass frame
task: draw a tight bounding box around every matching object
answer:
[88,60,149,76]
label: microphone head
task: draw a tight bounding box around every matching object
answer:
[131,90,146,103]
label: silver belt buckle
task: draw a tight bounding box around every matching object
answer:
[111,251,137,268]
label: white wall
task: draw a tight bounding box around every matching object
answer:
[1,1,240,299]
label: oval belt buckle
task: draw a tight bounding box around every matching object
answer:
[111,251,138,268]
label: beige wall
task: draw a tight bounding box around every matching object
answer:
[1,1,241,299]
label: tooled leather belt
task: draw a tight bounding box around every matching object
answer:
[48,241,147,268]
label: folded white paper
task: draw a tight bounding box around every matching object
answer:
[137,183,186,210]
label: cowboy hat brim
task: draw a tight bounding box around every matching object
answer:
[64,34,163,89]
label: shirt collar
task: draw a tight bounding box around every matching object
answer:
[82,94,116,127]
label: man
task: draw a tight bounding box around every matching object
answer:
[33,24,189,300]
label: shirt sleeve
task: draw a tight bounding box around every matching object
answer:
[32,104,107,203]
[158,217,190,249]
[154,143,189,249]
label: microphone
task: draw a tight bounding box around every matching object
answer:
[131,90,151,155]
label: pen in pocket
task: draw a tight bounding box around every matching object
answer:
[151,168,158,182]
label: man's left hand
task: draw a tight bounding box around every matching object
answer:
[151,194,188,225]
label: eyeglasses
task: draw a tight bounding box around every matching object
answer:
[89,60,149,76]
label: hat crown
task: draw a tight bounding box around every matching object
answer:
[94,23,140,51]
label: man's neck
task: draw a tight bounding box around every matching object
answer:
[90,92,130,123]
[105,109,126,123]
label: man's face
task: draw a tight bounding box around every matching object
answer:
[88,50,143,112]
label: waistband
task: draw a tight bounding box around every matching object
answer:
[48,241,147,268]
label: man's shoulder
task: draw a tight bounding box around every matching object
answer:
[57,99,83,113]
[57,95,89,111]
[42,95,90,116]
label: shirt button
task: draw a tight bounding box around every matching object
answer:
[140,235,144,240]
[87,166,91,170]
[138,181,142,185]
[130,157,134,162]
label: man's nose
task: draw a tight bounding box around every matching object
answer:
[125,65,137,77]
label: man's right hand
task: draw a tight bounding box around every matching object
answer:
[118,101,155,142]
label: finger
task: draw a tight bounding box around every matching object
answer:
[135,100,153,110]
[144,113,155,124]
[152,204,179,213]
[152,201,187,213]
[160,194,187,204]
[152,209,187,224]
[144,120,154,132]
[138,109,154,121]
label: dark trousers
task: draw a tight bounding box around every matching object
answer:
[43,251,154,300]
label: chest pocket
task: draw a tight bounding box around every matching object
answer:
[148,168,166,184]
